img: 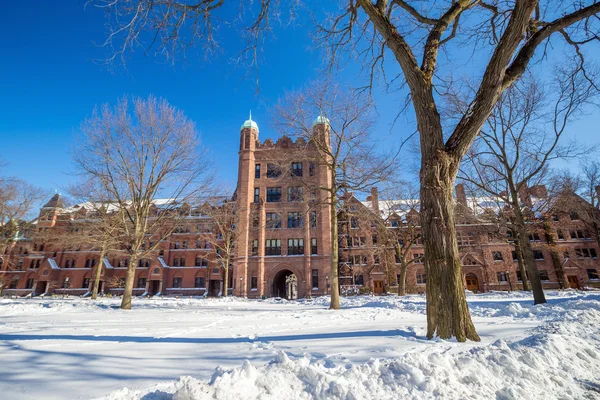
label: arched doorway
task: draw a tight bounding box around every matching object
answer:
[273,269,296,299]
[465,273,480,292]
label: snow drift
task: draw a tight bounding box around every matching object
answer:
[100,294,600,400]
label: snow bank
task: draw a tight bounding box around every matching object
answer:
[98,293,600,400]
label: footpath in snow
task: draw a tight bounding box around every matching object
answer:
[0,291,598,400]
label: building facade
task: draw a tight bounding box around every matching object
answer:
[1,116,600,298]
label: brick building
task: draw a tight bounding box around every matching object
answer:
[1,116,599,298]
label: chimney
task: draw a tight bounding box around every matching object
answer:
[518,184,533,208]
[529,184,547,198]
[370,187,379,213]
[455,184,467,207]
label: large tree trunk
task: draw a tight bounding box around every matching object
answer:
[512,207,546,304]
[329,192,340,310]
[513,239,531,291]
[91,246,106,300]
[120,254,138,310]
[421,151,480,342]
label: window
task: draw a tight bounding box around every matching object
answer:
[391,220,399,228]
[496,272,508,283]
[180,257,186,267]
[65,259,71,268]
[172,277,183,288]
[575,248,598,259]
[195,257,201,267]
[251,240,258,256]
[85,259,91,268]
[552,214,559,221]
[26,278,35,289]
[287,186,303,202]
[291,162,303,177]
[414,253,424,264]
[9,278,18,289]
[265,239,282,256]
[587,269,599,280]
[266,213,282,229]
[512,251,519,261]
[570,211,579,220]
[195,277,205,288]
[539,270,550,281]
[310,211,317,228]
[506,230,514,242]
[457,233,474,246]
[570,230,587,240]
[416,273,426,284]
[372,235,378,246]
[350,217,359,229]
[350,255,367,265]
[174,241,180,249]
[516,270,524,282]
[374,255,380,264]
[533,250,544,260]
[255,164,261,179]
[201,259,208,267]
[492,251,503,261]
[266,187,282,202]
[557,230,565,240]
[137,277,146,288]
[254,188,260,203]
[173,258,179,267]
[528,233,541,242]
[351,237,366,247]
[251,276,258,290]
[288,238,304,255]
[311,269,319,289]
[356,274,364,285]
[309,162,315,176]
[311,238,318,255]
[288,212,304,228]
[267,163,281,178]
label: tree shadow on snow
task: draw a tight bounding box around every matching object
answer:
[0,328,416,345]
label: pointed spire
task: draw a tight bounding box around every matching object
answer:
[249,110,252,121]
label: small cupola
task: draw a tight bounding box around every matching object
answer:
[240,111,259,133]
[312,114,330,128]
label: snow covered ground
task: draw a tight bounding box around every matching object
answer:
[0,291,599,400]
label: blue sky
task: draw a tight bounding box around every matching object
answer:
[0,1,598,199]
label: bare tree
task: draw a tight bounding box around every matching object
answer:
[272,81,395,309]
[459,70,597,304]
[0,178,46,257]
[65,181,126,300]
[72,95,214,309]
[92,0,600,341]
[201,197,241,297]
[376,185,422,296]
[555,160,600,249]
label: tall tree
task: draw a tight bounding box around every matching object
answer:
[272,81,395,309]
[201,197,240,297]
[73,95,214,309]
[68,181,125,300]
[458,71,596,304]
[376,186,422,296]
[93,0,600,340]
[555,161,600,249]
